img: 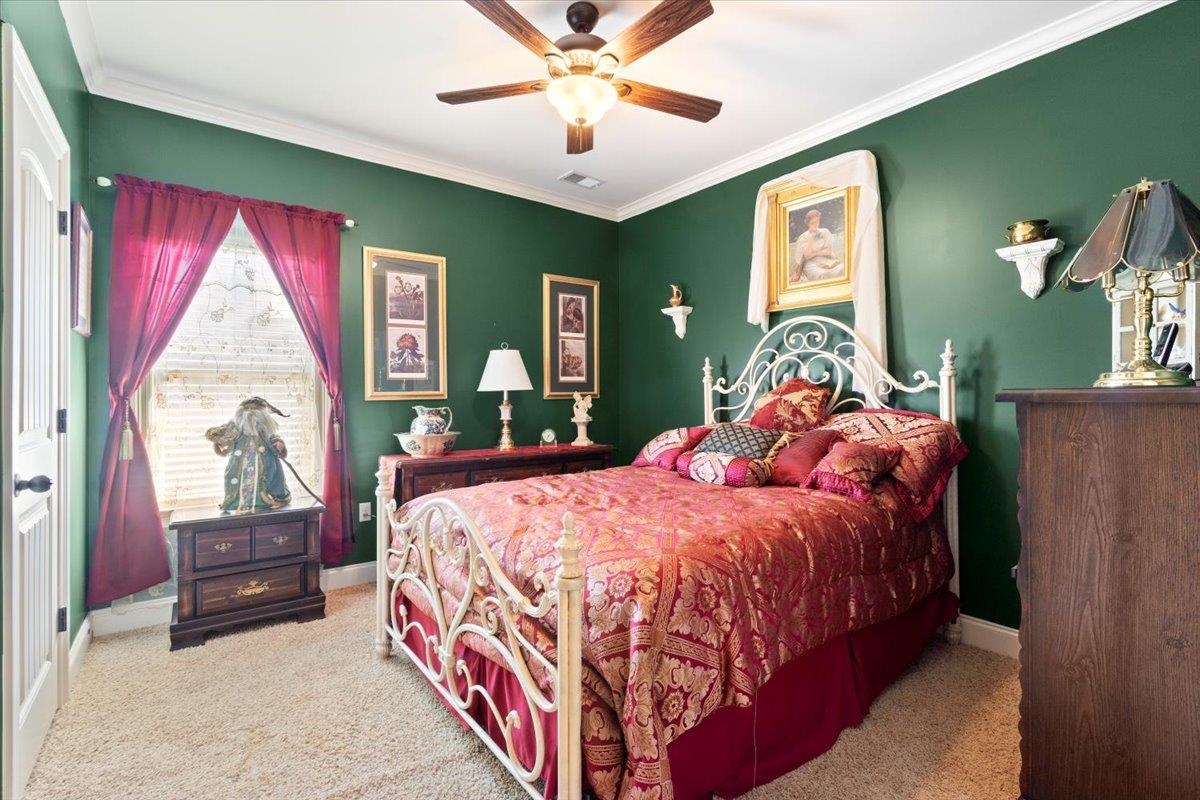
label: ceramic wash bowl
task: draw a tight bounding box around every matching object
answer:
[395,431,460,458]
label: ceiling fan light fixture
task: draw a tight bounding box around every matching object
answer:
[546,73,617,127]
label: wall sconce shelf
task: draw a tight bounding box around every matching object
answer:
[996,238,1064,298]
[661,306,692,339]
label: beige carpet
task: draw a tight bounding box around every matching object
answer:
[27,586,1019,800]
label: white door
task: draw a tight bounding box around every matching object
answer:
[1,24,71,799]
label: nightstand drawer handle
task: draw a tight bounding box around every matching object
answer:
[431,482,453,492]
[235,580,270,597]
[213,542,233,553]
[272,535,289,545]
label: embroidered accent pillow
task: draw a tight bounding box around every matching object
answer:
[749,378,831,433]
[692,423,786,459]
[805,440,901,502]
[676,450,774,488]
[632,426,712,470]
[819,409,968,520]
[769,428,843,487]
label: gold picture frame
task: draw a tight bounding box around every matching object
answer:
[363,247,447,400]
[542,273,599,399]
[767,183,858,312]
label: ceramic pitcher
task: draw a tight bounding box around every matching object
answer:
[410,405,453,435]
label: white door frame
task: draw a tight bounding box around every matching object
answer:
[1,22,73,799]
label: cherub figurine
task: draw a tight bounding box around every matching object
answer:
[204,396,291,512]
[571,392,593,446]
[572,391,592,422]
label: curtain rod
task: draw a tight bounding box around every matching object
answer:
[93,176,358,229]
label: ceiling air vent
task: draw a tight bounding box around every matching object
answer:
[558,171,604,190]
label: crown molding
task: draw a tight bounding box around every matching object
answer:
[612,0,1169,221]
[60,0,1167,225]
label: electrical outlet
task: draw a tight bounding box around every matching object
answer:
[358,501,373,522]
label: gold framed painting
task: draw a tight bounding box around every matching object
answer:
[542,274,598,399]
[767,183,858,312]
[363,247,447,400]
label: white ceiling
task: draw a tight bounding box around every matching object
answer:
[59,0,1163,220]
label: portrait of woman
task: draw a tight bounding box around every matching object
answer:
[788,199,846,285]
[767,184,856,312]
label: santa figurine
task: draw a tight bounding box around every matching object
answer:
[204,396,292,512]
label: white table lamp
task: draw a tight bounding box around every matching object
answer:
[477,343,533,450]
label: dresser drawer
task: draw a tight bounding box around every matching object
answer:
[474,464,562,484]
[254,520,305,560]
[414,471,469,497]
[196,564,304,616]
[564,459,605,474]
[194,527,252,569]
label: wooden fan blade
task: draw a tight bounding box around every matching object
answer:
[465,0,563,60]
[437,80,548,105]
[615,79,721,122]
[600,0,713,67]
[567,123,594,154]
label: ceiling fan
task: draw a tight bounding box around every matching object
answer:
[437,0,722,154]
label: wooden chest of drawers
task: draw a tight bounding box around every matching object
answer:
[380,444,613,506]
[997,388,1200,799]
[168,498,327,650]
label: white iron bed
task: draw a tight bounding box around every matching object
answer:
[373,315,960,800]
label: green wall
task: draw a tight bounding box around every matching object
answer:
[616,1,1200,629]
[85,97,619,571]
[0,0,90,640]
[8,0,1196,632]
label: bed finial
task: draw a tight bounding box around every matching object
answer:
[940,339,956,373]
[556,513,582,584]
[701,357,714,425]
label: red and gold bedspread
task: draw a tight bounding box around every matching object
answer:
[392,465,953,800]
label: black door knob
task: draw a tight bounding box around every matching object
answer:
[14,474,53,495]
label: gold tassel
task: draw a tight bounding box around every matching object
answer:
[332,416,342,452]
[118,403,134,460]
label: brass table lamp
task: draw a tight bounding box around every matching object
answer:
[1061,178,1200,387]
[477,343,533,450]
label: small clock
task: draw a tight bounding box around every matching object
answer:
[539,428,558,447]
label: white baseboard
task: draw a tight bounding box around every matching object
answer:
[87,563,378,638]
[320,560,375,591]
[90,595,175,637]
[959,614,1020,659]
[68,618,92,691]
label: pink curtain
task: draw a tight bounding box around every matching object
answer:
[90,176,239,606]
[241,200,352,564]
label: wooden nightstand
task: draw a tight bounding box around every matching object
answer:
[380,444,613,506]
[168,497,327,650]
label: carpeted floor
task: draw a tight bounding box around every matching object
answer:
[26,586,1019,800]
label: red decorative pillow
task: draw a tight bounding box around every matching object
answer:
[749,378,831,433]
[632,426,711,470]
[818,409,968,520]
[676,450,773,488]
[805,440,901,501]
[769,428,843,487]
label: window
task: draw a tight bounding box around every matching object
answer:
[144,213,323,511]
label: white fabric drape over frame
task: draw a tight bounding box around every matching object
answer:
[747,149,887,381]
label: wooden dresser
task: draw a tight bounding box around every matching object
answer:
[380,444,612,506]
[997,388,1199,800]
[168,498,327,650]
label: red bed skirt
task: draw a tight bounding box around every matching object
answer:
[397,588,958,799]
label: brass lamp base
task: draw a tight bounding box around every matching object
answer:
[497,419,516,450]
[1094,358,1194,388]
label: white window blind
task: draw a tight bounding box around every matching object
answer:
[145,214,323,511]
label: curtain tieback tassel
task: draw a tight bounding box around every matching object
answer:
[332,415,342,452]
[119,405,133,461]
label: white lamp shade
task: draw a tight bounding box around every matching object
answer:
[477,348,533,392]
